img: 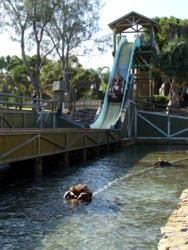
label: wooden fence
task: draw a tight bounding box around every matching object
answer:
[0,93,101,112]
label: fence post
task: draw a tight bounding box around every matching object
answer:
[19,97,23,110]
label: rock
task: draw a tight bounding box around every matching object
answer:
[64,109,97,127]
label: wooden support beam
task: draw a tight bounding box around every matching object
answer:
[33,157,42,175]
[63,152,69,167]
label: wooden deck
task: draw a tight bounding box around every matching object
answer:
[0,128,121,164]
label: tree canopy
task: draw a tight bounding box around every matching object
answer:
[149,41,188,107]
[0,0,108,96]
[153,16,188,49]
[1,6,188,108]
[0,54,109,100]
[47,0,106,69]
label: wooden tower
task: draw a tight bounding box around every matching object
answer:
[108,11,160,99]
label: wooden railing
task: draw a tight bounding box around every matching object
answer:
[0,93,57,112]
[0,93,101,113]
[136,100,188,116]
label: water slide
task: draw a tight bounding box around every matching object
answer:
[90,36,140,129]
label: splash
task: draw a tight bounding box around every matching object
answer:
[93,166,154,196]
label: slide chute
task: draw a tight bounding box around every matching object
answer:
[90,36,140,129]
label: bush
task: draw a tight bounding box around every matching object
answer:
[152,94,168,110]
[152,94,168,104]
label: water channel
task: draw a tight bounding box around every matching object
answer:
[0,144,188,250]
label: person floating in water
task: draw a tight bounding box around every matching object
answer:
[64,184,93,205]
[152,158,172,167]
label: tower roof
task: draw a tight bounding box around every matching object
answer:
[108,11,159,34]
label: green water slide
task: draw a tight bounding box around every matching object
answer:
[90,36,140,129]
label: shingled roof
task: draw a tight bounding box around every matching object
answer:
[108,11,159,34]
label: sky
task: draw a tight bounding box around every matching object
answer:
[0,0,187,70]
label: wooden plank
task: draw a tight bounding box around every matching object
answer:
[0,129,121,164]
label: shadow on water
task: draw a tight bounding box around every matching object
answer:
[0,144,188,249]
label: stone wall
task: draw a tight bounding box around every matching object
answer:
[158,189,188,250]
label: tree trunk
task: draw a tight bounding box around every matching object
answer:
[167,79,180,113]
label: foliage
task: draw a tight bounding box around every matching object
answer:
[0,57,6,71]
[45,0,108,86]
[154,16,188,50]
[0,53,106,100]
[150,42,188,82]
[1,7,188,106]
[1,0,58,95]
[40,59,62,98]
[68,66,100,99]
[0,0,110,99]
[149,41,188,107]
[100,83,108,94]
[152,94,168,107]
[149,16,188,108]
